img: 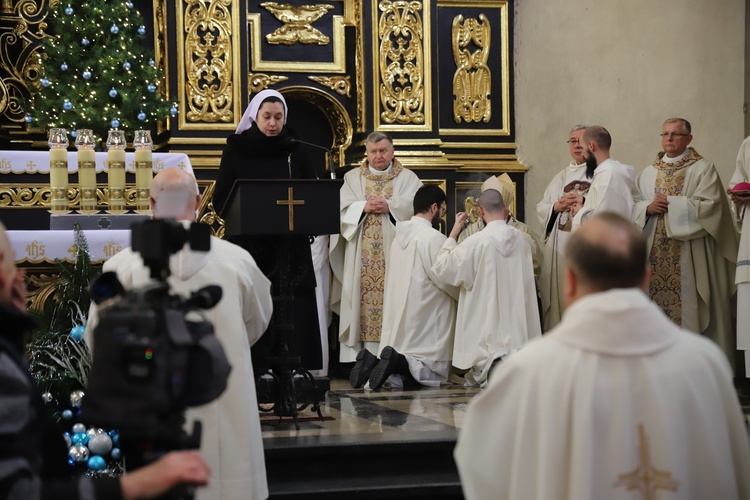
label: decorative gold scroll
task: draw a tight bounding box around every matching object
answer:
[375,0,431,129]
[260,2,334,45]
[248,72,289,93]
[452,14,491,123]
[308,75,351,96]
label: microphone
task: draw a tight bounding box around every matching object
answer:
[185,285,223,310]
[289,138,337,179]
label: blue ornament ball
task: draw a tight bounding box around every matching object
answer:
[41,77,51,87]
[169,105,178,116]
[137,111,146,121]
[123,61,131,71]
[138,26,146,36]
[108,88,118,98]
[110,25,119,34]
[110,447,122,460]
[81,37,89,47]
[70,130,77,138]
[82,70,91,80]
[110,119,120,128]
[108,430,120,446]
[63,99,73,111]
[61,409,73,420]
[65,5,73,15]
[147,84,156,93]
[64,432,72,448]
[71,431,89,446]
[70,325,84,341]
[24,113,33,123]
[87,455,106,471]
[148,59,155,67]
[60,63,68,71]
[126,1,133,8]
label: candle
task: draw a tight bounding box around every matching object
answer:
[133,130,154,213]
[106,128,127,214]
[75,129,97,213]
[48,128,69,213]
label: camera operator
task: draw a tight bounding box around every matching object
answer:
[0,220,210,500]
[86,168,273,500]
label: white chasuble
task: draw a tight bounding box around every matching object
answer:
[634,149,738,364]
[329,160,422,361]
[379,217,458,385]
[432,220,541,386]
[572,158,635,229]
[455,289,750,500]
[731,136,750,375]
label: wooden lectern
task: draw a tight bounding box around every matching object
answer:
[222,179,343,428]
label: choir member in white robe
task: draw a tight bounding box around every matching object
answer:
[432,189,541,387]
[536,125,591,331]
[363,185,459,389]
[329,132,423,364]
[455,212,750,500]
[86,169,274,500]
[633,118,738,367]
[730,134,750,377]
[571,125,635,228]
[457,174,543,288]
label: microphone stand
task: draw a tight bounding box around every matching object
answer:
[290,138,337,179]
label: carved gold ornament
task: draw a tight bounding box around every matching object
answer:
[378,0,425,125]
[308,75,351,96]
[260,2,334,45]
[183,0,235,123]
[452,14,491,123]
[248,72,289,93]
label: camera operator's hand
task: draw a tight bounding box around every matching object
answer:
[119,450,210,499]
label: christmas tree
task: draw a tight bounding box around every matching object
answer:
[30,0,175,143]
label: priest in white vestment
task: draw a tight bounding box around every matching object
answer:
[455,212,750,500]
[355,185,459,390]
[571,125,635,228]
[536,125,591,331]
[329,132,423,365]
[633,118,738,367]
[432,189,540,387]
[457,173,543,289]
[730,134,750,377]
[86,169,274,500]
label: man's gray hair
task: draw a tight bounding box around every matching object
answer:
[570,124,588,134]
[663,117,691,134]
[366,131,393,146]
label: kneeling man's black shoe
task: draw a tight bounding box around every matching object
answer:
[368,346,405,390]
[350,349,378,388]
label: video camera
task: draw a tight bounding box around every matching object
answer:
[81,219,231,459]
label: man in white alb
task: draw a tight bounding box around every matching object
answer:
[87,169,274,500]
[536,125,591,330]
[330,132,423,368]
[349,185,458,389]
[570,125,635,228]
[455,212,750,500]
[432,189,540,387]
[729,134,750,378]
[633,118,738,367]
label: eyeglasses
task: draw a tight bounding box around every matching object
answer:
[566,139,580,144]
[659,132,690,138]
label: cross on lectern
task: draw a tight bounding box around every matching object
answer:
[276,187,305,231]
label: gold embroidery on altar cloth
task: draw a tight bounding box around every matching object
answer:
[358,161,403,342]
[613,424,678,498]
[648,148,701,326]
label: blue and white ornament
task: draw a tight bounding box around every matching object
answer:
[68,445,89,463]
[62,409,73,420]
[169,105,178,116]
[63,99,73,111]
[110,25,119,34]
[109,87,118,98]
[70,325,84,341]
[24,113,33,123]
[82,70,92,80]
[41,77,51,87]
[87,455,106,471]
[126,1,133,9]
[110,119,120,128]
[70,130,77,138]
[148,59,155,67]
[60,63,68,71]
[138,26,146,36]
[70,390,85,408]
[122,61,131,71]
[81,37,90,47]
[64,5,73,15]
[71,431,89,446]
[110,447,122,460]
[147,84,156,93]
[137,111,146,121]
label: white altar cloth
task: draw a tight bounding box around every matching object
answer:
[8,230,130,264]
[0,151,193,175]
